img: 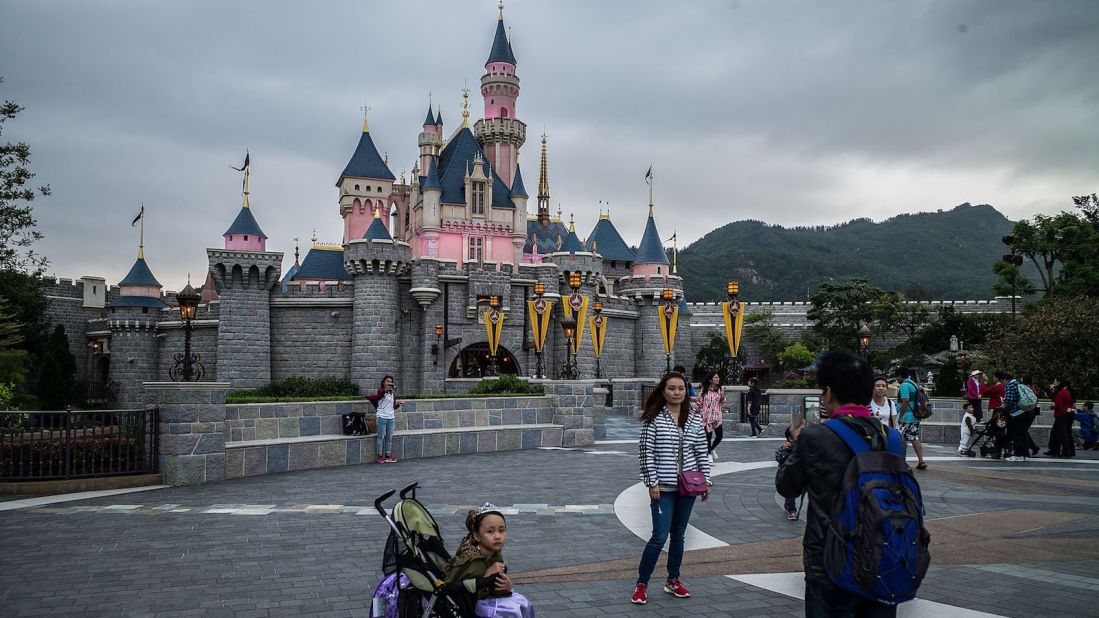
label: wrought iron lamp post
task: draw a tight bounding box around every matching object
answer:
[559,313,579,379]
[857,323,872,360]
[1001,235,1024,322]
[724,280,743,384]
[169,283,204,381]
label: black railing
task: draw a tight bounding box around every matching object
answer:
[739,392,771,425]
[0,408,160,481]
[641,384,655,410]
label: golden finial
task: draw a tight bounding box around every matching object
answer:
[592,240,598,253]
[462,85,470,127]
[498,0,504,20]
[361,103,371,132]
[537,133,550,200]
[374,203,382,219]
[556,204,562,220]
[311,228,318,244]
[384,150,389,166]
[569,213,575,233]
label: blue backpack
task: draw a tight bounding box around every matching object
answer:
[822,419,930,606]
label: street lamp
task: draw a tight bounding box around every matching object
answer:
[857,323,872,360]
[432,324,444,366]
[531,282,548,378]
[559,313,579,379]
[568,271,582,291]
[724,280,742,383]
[169,282,204,381]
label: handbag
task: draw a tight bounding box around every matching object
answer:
[677,425,709,496]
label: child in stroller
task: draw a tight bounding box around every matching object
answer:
[444,505,534,617]
[370,484,534,618]
[962,409,1009,458]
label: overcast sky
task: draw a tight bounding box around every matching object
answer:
[3,0,1097,290]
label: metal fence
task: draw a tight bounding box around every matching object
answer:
[739,392,771,425]
[0,408,160,481]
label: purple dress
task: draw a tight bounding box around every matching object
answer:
[475,592,535,618]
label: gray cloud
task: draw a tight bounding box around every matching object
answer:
[2,0,1096,289]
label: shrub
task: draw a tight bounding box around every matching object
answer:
[468,374,540,395]
[240,376,360,399]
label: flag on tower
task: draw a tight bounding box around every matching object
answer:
[231,152,250,172]
[644,165,652,181]
[665,232,677,243]
[131,206,144,227]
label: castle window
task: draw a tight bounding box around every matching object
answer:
[355,184,360,190]
[501,107,509,118]
[229,235,233,241]
[244,235,249,241]
[468,236,484,261]
[471,181,486,215]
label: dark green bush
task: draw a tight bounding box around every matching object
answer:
[236,377,360,400]
[468,374,541,395]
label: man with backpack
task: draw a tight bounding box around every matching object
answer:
[777,351,930,617]
[896,367,929,471]
[1003,372,1037,461]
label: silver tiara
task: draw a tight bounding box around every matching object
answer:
[477,502,499,515]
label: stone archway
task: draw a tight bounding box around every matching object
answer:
[448,342,521,378]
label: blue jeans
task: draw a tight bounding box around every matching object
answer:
[784,496,797,514]
[637,489,696,585]
[376,417,395,455]
[748,414,762,436]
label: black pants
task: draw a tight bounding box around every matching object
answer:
[706,425,724,453]
[1007,413,1030,457]
[1048,415,1076,457]
[967,398,983,422]
[805,581,896,618]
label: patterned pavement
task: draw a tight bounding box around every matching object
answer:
[1,415,1097,617]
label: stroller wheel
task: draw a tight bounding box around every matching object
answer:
[979,446,989,457]
[966,450,976,457]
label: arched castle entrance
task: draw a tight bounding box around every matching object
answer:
[448,342,521,378]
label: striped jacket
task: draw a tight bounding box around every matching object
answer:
[639,407,711,488]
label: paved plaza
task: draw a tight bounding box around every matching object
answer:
[2,416,1099,617]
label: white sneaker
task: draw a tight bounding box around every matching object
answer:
[711,452,719,461]
[1005,456,1023,462]
[707,453,714,464]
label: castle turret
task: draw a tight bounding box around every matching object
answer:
[509,163,529,263]
[632,206,670,278]
[344,206,410,391]
[107,249,167,407]
[223,153,267,251]
[338,112,396,244]
[474,4,526,189]
[418,100,443,176]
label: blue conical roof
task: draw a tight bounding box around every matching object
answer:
[223,206,266,238]
[560,228,586,253]
[634,214,669,265]
[118,257,162,288]
[486,17,517,65]
[422,157,442,191]
[339,129,396,182]
[435,109,443,126]
[677,298,693,316]
[293,247,349,281]
[364,215,393,242]
[423,104,436,126]
[437,127,514,208]
[511,164,528,197]
[586,217,635,262]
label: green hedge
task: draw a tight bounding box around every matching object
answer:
[228,377,359,403]
[469,375,543,395]
[226,394,364,404]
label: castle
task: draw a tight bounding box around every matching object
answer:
[48,7,704,407]
[43,7,1018,408]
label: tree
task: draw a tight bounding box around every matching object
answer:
[807,278,898,350]
[691,332,743,384]
[744,308,788,371]
[1002,207,1099,298]
[779,343,815,370]
[1,82,51,275]
[984,295,1099,398]
[37,324,77,410]
[0,297,28,395]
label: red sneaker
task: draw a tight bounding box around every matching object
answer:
[376,455,386,464]
[385,454,398,463]
[630,582,647,604]
[664,578,690,598]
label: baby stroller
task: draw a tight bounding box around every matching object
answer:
[964,411,1008,458]
[371,483,473,618]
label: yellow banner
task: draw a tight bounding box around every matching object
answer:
[562,292,589,355]
[589,313,609,358]
[658,302,679,355]
[722,300,745,357]
[527,298,554,352]
[483,309,504,356]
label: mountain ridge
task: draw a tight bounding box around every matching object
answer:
[676,203,1024,301]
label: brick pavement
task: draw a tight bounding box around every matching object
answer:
[2,416,1098,617]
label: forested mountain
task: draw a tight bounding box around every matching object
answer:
[676,203,1031,301]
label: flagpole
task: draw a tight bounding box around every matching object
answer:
[139,203,144,259]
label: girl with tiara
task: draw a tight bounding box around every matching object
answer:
[445,504,535,617]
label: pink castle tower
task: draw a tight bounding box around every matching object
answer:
[223,153,268,251]
[338,111,397,244]
[474,2,526,190]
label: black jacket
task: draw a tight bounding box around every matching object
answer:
[775,414,894,583]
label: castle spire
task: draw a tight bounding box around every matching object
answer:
[462,86,470,128]
[536,133,550,225]
[361,103,371,132]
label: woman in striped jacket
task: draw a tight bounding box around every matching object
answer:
[630,371,711,605]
